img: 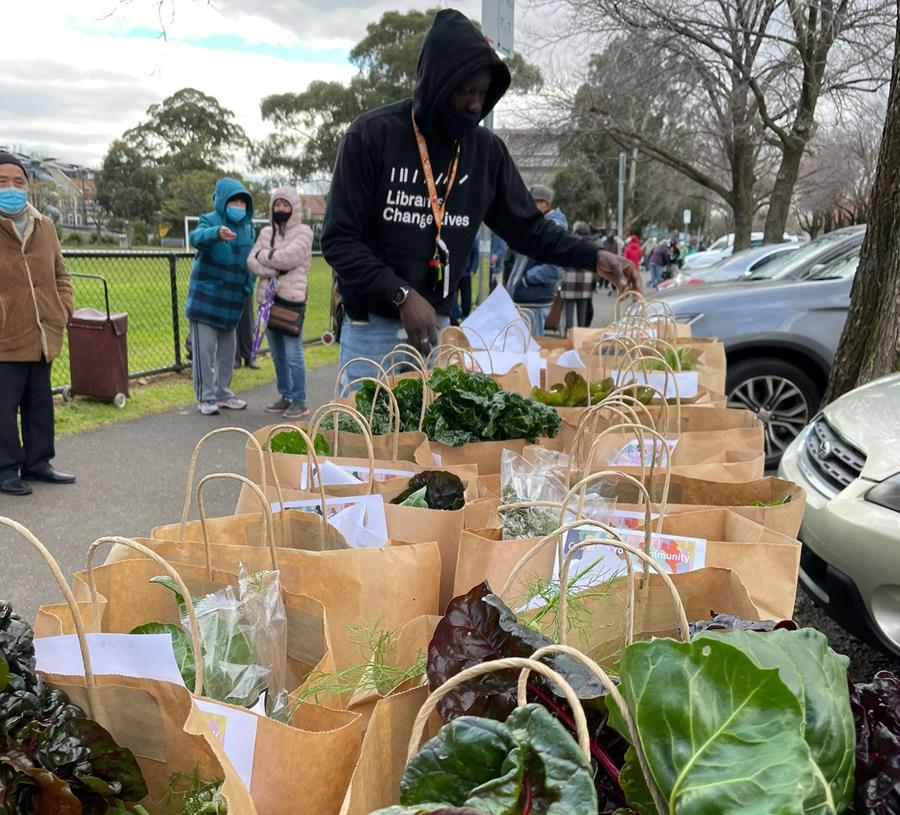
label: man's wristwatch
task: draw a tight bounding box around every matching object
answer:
[392,286,411,307]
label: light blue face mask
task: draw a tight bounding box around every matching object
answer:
[0,188,28,215]
[226,206,246,223]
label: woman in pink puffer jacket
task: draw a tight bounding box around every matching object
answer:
[248,187,314,419]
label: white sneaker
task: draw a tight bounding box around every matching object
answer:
[198,402,219,415]
[216,397,247,410]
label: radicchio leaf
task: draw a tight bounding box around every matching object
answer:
[849,671,900,814]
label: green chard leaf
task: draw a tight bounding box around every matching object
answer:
[392,704,596,815]
[393,471,466,511]
[695,628,855,814]
[268,430,332,456]
[607,637,818,815]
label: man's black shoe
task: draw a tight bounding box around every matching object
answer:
[0,477,32,496]
[21,466,76,484]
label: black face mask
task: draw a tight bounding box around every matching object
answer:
[441,106,482,140]
[273,210,291,225]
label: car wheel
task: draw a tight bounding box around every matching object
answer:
[726,357,821,468]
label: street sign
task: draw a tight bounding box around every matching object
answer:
[482,0,515,57]
[683,208,692,225]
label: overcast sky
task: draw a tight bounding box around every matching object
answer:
[1,0,545,168]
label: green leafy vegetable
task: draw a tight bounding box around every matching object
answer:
[499,484,560,540]
[392,471,466,511]
[607,637,818,814]
[643,347,695,372]
[423,366,561,447]
[0,601,148,813]
[268,430,332,456]
[695,627,855,814]
[748,494,793,508]
[325,378,425,436]
[370,704,597,815]
[164,768,227,814]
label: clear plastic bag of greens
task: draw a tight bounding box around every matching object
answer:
[185,566,289,716]
[499,449,617,539]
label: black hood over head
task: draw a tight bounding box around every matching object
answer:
[413,9,512,137]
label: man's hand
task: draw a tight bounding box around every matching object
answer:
[398,289,440,353]
[219,226,237,241]
[596,250,643,295]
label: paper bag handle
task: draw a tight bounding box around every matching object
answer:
[567,403,645,484]
[490,319,531,352]
[85,536,205,696]
[196,473,277,573]
[380,344,428,378]
[430,344,485,373]
[308,403,377,494]
[561,536,689,648]
[262,423,329,515]
[333,357,387,402]
[381,362,431,429]
[613,290,644,323]
[337,377,402,462]
[407,657,590,761]
[0,517,97,696]
[179,428,266,547]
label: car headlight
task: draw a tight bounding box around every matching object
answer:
[866,473,900,513]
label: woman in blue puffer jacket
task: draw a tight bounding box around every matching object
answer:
[186,177,255,415]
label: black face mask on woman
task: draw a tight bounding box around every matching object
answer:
[273,210,291,225]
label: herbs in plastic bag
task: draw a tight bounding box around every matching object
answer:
[186,566,289,716]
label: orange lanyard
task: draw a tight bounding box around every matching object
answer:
[412,111,461,296]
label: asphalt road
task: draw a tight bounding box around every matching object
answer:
[1,283,894,682]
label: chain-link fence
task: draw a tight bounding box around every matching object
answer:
[55,250,334,391]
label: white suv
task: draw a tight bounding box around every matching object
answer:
[779,372,900,657]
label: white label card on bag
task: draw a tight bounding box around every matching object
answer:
[35,633,187,686]
[272,494,389,548]
[194,699,259,790]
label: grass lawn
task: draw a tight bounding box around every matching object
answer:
[54,342,339,436]
[56,251,335,390]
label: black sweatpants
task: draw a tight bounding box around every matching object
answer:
[0,360,55,480]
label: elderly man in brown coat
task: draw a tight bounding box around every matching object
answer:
[0,152,75,495]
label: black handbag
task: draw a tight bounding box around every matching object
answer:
[268,296,306,336]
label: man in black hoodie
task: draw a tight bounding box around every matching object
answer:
[322,9,640,382]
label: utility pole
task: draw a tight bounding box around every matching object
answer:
[617,151,626,243]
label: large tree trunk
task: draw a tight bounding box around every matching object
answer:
[823,19,900,404]
[764,139,805,243]
[731,141,756,250]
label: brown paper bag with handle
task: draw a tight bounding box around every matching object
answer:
[2,519,259,815]
[154,471,349,553]
[423,437,531,475]
[103,515,442,677]
[498,518,762,668]
[612,473,806,538]
[43,535,362,815]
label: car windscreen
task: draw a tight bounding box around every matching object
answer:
[805,251,860,281]
[747,232,856,280]
[713,246,793,273]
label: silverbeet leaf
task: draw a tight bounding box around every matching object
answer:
[379,704,597,815]
[606,637,817,815]
[696,627,855,814]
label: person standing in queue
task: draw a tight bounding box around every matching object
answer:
[322,9,640,386]
[0,152,75,495]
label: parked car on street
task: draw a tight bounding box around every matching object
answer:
[779,373,900,658]
[656,243,863,466]
[743,224,866,282]
[659,243,799,289]
[684,231,804,270]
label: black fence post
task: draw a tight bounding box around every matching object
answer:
[168,254,182,369]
